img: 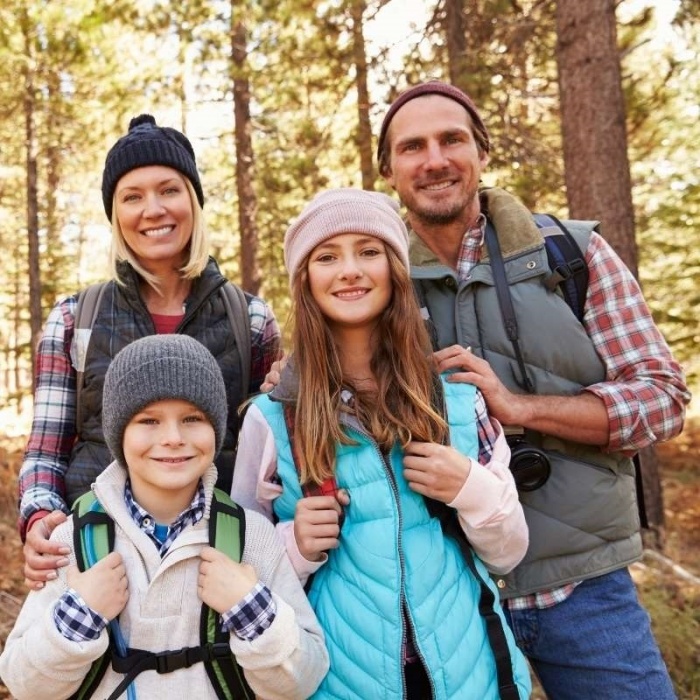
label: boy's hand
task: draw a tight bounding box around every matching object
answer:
[66,552,129,620]
[293,490,349,562]
[198,546,258,613]
[23,511,71,590]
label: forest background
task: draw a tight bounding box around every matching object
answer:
[0,0,699,697]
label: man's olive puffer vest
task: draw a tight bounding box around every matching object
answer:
[411,188,641,598]
[67,258,245,506]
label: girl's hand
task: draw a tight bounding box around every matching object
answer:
[403,442,471,504]
[293,491,349,562]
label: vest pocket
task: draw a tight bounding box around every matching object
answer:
[519,450,640,561]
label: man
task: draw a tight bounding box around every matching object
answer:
[377,80,691,699]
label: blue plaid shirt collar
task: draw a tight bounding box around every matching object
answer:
[124,478,206,556]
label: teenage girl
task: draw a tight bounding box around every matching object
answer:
[232,188,532,700]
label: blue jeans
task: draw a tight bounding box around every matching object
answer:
[504,568,676,700]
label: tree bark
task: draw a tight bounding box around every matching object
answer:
[556,0,665,543]
[231,9,260,294]
[350,0,374,190]
[21,8,41,392]
[555,0,637,274]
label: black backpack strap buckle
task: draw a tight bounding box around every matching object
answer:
[155,646,202,674]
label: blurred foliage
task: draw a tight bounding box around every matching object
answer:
[0,0,698,401]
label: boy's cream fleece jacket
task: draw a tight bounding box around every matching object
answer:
[0,463,328,700]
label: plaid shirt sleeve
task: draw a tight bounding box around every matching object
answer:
[582,232,691,452]
[247,295,282,394]
[18,298,79,539]
[220,581,277,641]
[53,588,109,642]
[474,388,498,465]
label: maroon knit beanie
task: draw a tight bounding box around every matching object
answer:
[377,81,490,171]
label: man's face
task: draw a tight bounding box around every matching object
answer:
[383,95,489,227]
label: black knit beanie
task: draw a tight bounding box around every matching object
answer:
[102,335,227,468]
[377,80,490,170]
[101,114,205,221]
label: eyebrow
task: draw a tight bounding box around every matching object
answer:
[117,177,183,193]
[394,126,471,148]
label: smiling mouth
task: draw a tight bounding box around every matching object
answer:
[421,180,455,192]
[141,225,175,237]
[153,456,193,463]
[334,289,369,299]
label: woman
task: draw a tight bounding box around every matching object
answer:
[20,114,280,588]
[232,188,531,699]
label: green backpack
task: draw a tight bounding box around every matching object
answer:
[70,489,255,700]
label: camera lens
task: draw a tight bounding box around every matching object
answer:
[507,437,551,492]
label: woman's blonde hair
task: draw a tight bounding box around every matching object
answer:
[290,246,448,486]
[109,178,209,292]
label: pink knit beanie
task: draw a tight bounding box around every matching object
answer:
[284,188,410,278]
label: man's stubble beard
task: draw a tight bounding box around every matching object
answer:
[407,183,480,228]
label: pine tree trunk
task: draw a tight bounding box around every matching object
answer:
[231,9,260,294]
[556,0,665,544]
[555,0,637,275]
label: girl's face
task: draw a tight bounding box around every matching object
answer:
[307,233,392,332]
[114,165,194,272]
[123,398,215,516]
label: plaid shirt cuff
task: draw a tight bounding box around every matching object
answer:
[54,589,109,642]
[220,582,276,641]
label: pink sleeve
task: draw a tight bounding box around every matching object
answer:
[232,404,325,583]
[448,423,529,574]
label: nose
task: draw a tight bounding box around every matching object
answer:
[424,140,449,170]
[338,254,362,279]
[143,192,166,218]
[160,421,185,446]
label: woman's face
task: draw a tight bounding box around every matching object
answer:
[307,233,393,333]
[114,165,194,272]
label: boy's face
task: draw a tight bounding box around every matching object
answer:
[123,398,215,510]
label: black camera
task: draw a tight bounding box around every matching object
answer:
[506,432,551,492]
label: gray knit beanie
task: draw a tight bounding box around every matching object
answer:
[284,188,410,279]
[101,114,204,221]
[102,335,227,468]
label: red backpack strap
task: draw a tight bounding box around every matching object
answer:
[282,403,338,498]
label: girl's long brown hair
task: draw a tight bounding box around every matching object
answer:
[290,246,447,486]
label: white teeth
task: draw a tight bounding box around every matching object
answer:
[142,226,173,237]
[335,290,367,299]
[423,182,453,191]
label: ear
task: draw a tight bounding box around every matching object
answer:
[383,164,396,190]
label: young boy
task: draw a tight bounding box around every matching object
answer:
[0,335,329,700]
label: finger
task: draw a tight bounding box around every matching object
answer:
[297,495,344,515]
[404,440,436,457]
[199,546,220,562]
[336,489,351,507]
[25,529,71,557]
[44,510,69,531]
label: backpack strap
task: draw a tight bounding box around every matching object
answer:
[533,213,589,323]
[426,381,520,700]
[201,489,254,699]
[282,403,339,500]
[220,283,251,402]
[74,282,109,438]
[70,492,117,700]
